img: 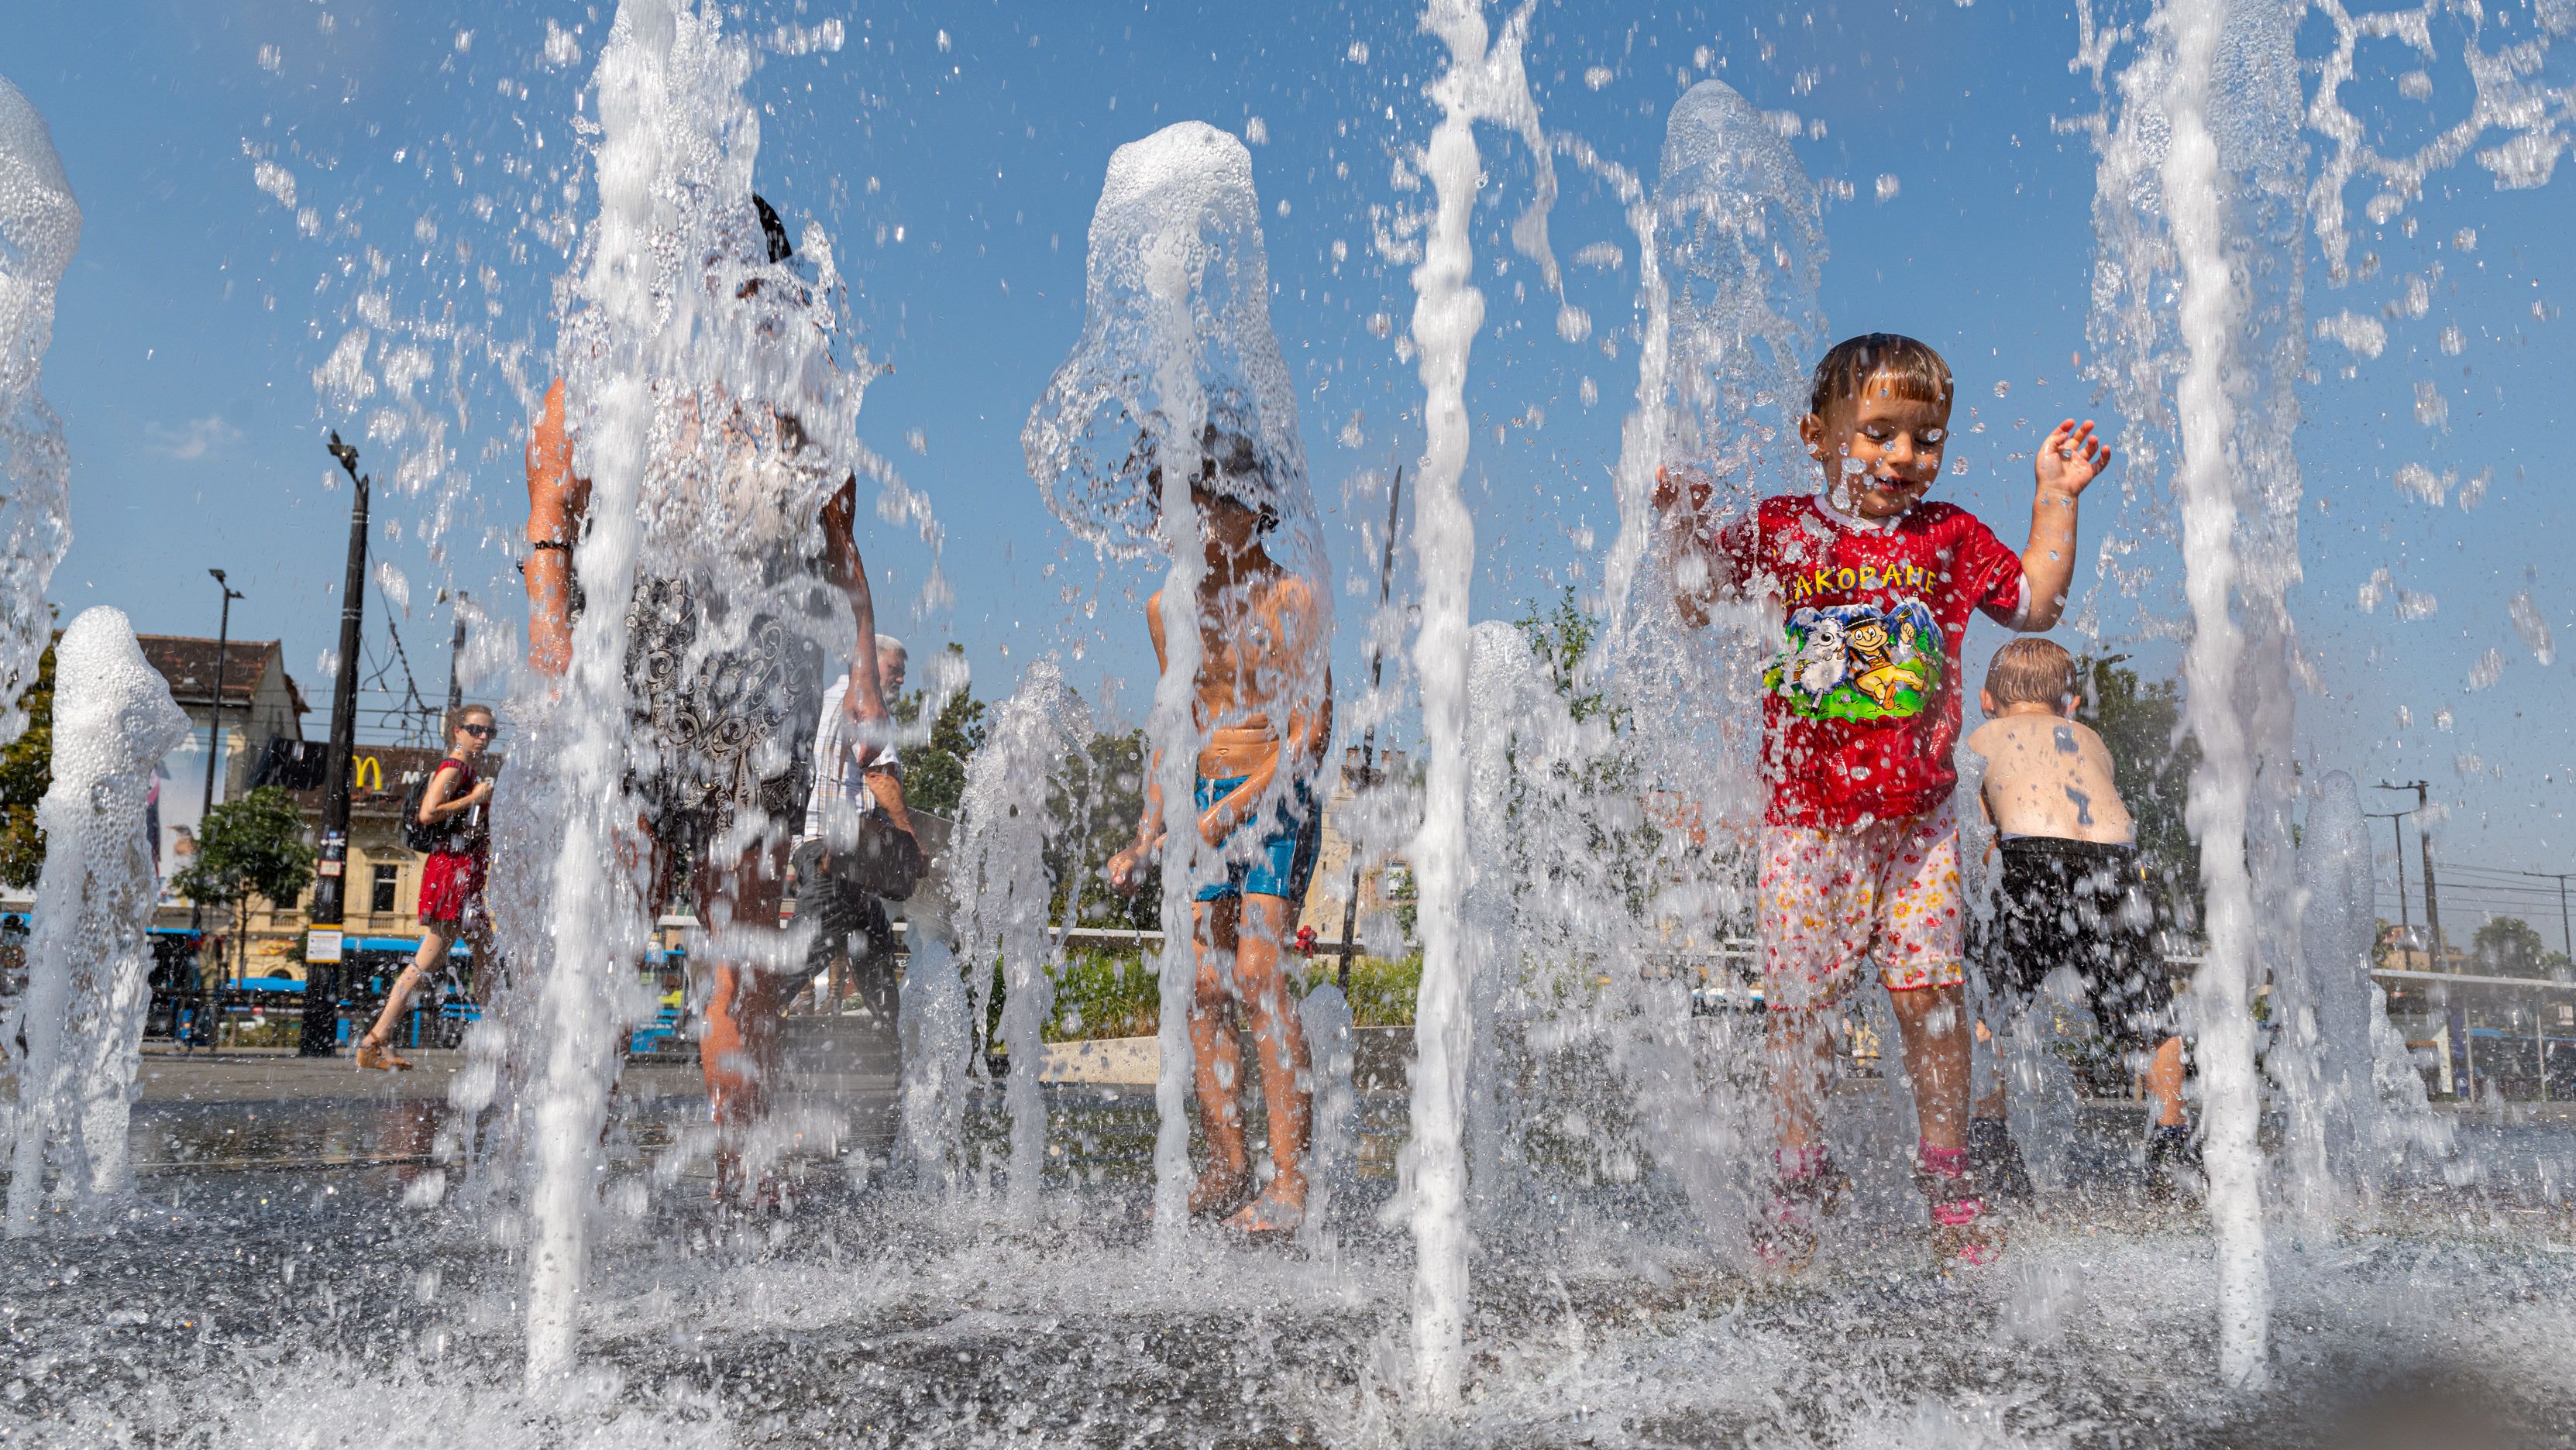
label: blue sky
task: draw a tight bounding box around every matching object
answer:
[12,0,2576,939]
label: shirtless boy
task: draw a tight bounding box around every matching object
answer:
[1966,637,2191,1196]
[1656,332,2109,1267]
[1108,434,1332,1234]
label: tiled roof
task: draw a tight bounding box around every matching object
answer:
[138,635,292,709]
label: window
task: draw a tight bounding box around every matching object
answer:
[371,864,400,915]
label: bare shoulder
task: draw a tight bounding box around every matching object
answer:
[1962,719,2002,758]
[1261,569,1317,611]
[2069,717,2117,759]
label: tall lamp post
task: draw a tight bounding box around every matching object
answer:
[297,432,370,1057]
[438,588,469,713]
[189,569,244,1043]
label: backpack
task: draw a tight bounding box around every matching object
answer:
[401,759,473,853]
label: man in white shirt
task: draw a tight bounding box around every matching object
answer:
[793,635,918,1016]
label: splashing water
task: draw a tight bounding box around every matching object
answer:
[504,0,892,1384]
[1024,119,1331,1242]
[950,658,1093,1212]
[1404,0,1559,1411]
[0,77,76,749]
[2083,0,2309,1386]
[2281,770,2457,1211]
[4,608,188,1236]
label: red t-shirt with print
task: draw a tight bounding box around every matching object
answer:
[1714,495,2027,829]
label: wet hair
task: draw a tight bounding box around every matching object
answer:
[1139,423,1281,535]
[1986,637,2079,710]
[751,194,794,264]
[1807,333,1954,418]
[445,703,496,738]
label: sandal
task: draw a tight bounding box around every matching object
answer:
[1916,1141,2003,1270]
[1752,1144,1849,1275]
[353,1035,413,1072]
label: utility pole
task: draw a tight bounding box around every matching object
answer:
[191,569,244,1043]
[2365,809,2415,957]
[1333,466,1404,991]
[298,432,370,1057]
[2378,781,2444,966]
[2379,779,2462,1095]
[2516,870,2576,964]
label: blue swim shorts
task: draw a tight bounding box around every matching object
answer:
[1192,773,1322,904]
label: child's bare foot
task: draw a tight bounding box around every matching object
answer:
[1223,1185,1305,1236]
[1188,1166,1252,1219]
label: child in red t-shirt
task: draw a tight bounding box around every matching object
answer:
[1656,333,2108,1269]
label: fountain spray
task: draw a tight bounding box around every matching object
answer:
[1024,120,1328,1244]
[1404,0,1561,1410]
[951,659,1092,1214]
[0,76,77,752]
[4,609,189,1235]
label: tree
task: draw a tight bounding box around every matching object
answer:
[1513,586,1619,727]
[170,786,316,986]
[1047,727,1157,930]
[2078,654,2201,929]
[0,629,57,888]
[891,644,987,819]
[2471,916,2554,980]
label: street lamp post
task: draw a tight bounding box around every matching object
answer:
[189,569,244,1046]
[1333,466,1404,992]
[438,589,469,713]
[297,432,370,1057]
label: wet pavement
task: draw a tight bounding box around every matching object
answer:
[2,1046,2573,1448]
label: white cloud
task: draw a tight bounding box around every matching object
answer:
[143,414,242,462]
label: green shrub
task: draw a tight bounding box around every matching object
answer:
[1032,946,1426,1039]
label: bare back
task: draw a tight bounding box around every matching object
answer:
[1965,711,2135,844]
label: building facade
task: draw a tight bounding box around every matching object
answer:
[139,634,308,888]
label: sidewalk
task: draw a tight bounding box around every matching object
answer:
[133,1046,705,1103]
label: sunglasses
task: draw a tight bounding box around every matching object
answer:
[459,723,495,739]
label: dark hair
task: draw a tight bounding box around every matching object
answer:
[1138,424,1281,534]
[1807,333,1953,417]
[1986,638,2079,709]
[751,194,794,264]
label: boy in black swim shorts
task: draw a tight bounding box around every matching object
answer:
[1965,638,2192,1195]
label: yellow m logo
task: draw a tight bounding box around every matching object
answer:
[351,755,383,792]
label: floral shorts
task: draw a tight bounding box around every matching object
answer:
[1758,806,1966,1010]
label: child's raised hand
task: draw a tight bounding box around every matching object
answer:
[1652,462,1715,517]
[2035,419,2110,499]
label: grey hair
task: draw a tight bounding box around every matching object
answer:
[874,634,907,663]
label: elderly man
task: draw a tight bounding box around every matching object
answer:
[793,634,920,1019]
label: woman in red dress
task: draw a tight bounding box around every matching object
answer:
[356,705,495,1070]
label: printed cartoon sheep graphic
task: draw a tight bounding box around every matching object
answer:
[1788,613,1848,699]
